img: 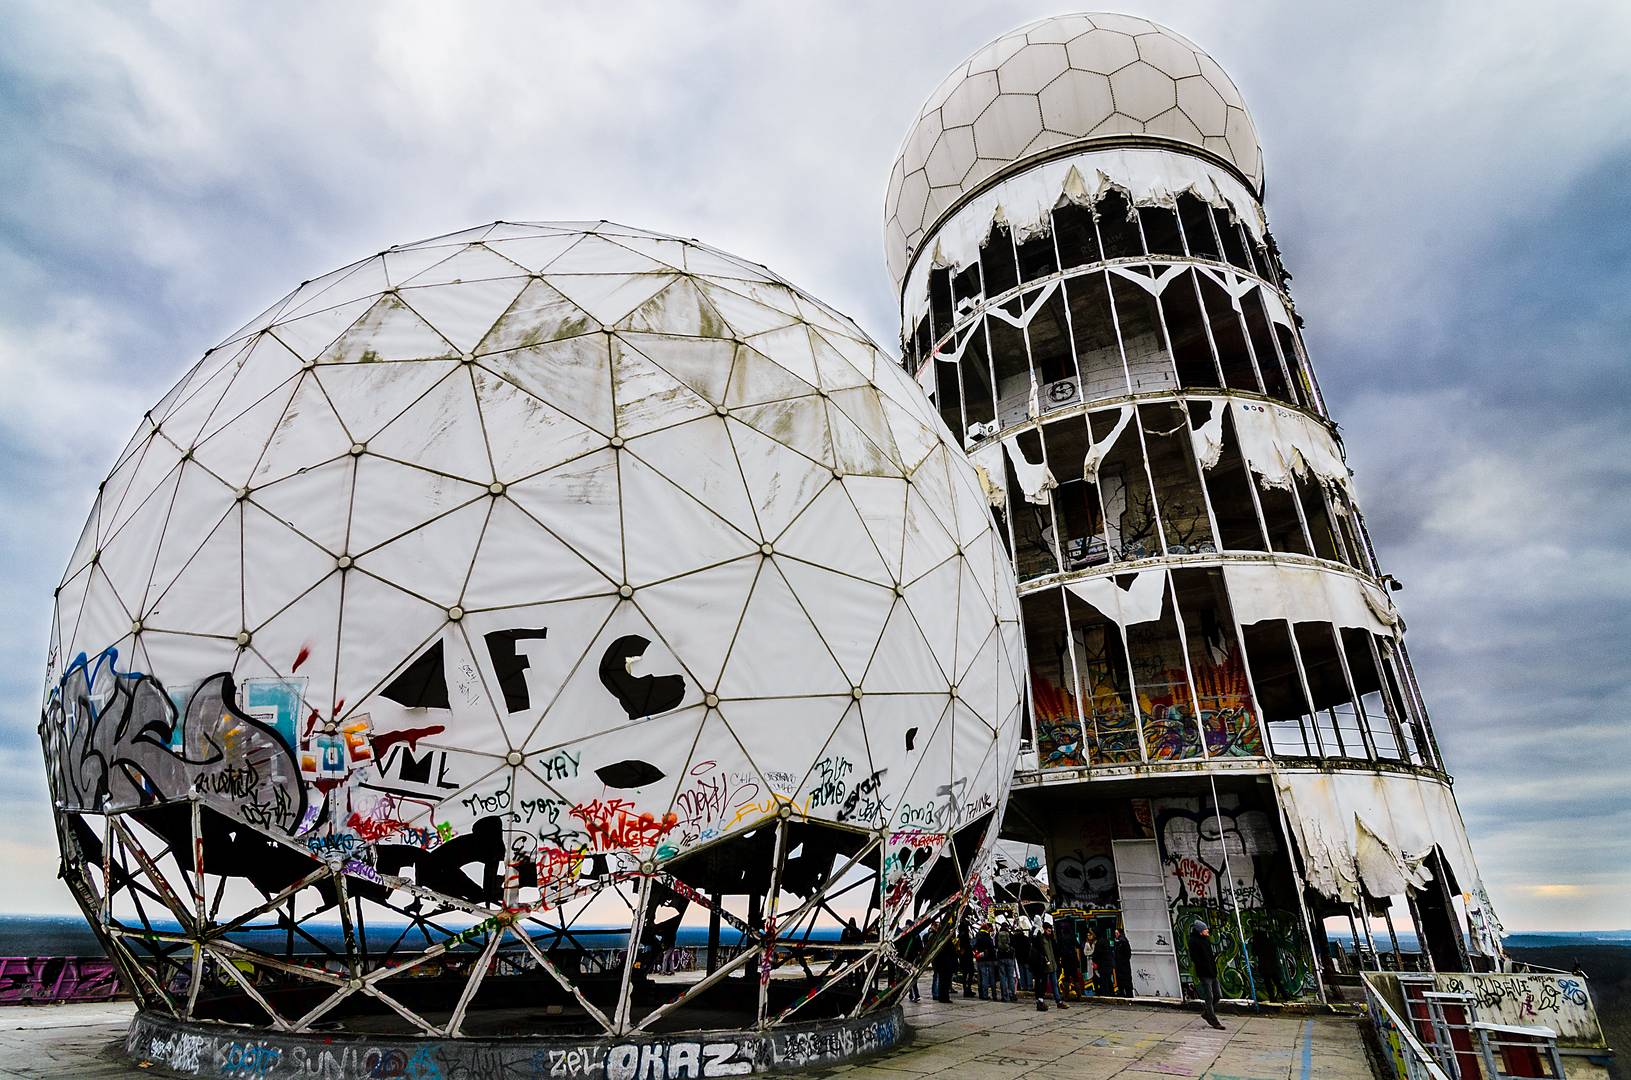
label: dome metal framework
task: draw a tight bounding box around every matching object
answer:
[40,222,1024,1057]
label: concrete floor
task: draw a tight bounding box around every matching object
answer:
[0,1002,135,1079]
[800,995,1380,1080]
[0,997,1380,1079]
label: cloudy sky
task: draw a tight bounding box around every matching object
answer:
[1,1,1626,931]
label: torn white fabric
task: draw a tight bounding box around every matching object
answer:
[932,321,981,367]
[1064,569,1167,627]
[1222,561,1397,637]
[987,279,1061,331]
[1274,770,1487,912]
[1106,263,1188,297]
[1259,287,1294,329]
[1194,265,1259,313]
[1002,436,1056,505]
[969,441,1008,511]
[1187,399,1226,470]
[1197,398,1350,495]
[1354,816,1433,899]
[1083,405,1134,477]
[902,148,1267,325]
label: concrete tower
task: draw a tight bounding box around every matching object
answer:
[886,13,1499,1001]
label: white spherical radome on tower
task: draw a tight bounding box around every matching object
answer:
[884,12,1263,286]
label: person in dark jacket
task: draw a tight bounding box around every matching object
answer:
[1056,919,1083,999]
[1113,927,1134,996]
[994,915,1018,1002]
[1091,926,1114,996]
[1188,918,1224,1028]
[1031,919,1068,1011]
[1013,920,1033,992]
[973,921,997,1000]
[931,919,958,1002]
[1249,926,1282,1001]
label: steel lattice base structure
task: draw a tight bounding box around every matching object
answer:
[127,1004,907,1078]
[52,794,971,1072]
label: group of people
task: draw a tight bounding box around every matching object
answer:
[922,911,1133,1012]
[912,911,1228,1028]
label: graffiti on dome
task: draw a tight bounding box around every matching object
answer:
[43,649,305,832]
[40,625,691,896]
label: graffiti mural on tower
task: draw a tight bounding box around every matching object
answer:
[1152,795,1313,998]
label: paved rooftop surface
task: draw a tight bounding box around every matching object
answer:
[0,1003,134,1078]
[0,997,1379,1079]
[802,996,1378,1080]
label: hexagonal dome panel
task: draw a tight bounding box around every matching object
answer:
[884,12,1263,286]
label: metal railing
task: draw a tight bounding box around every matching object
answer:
[1364,971,1455,1080]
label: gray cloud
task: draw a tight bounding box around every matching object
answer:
[2,0,1626,929]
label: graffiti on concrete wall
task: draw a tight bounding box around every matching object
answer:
[0,956,122,1004]
[125,1007,904,1078]
[1170,904,1313,1000]
[1434,972,1603,1048]
[1032,677,1086,769]
[1155,796,1275,911]
[1052,850,1116,908]
[1153,794,1313,998]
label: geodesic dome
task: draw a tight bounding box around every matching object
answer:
[884,11,1262,285]
[41,221,1023,1053]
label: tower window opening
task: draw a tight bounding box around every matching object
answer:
[1196,405,1269,551]
[987,304,1030,428]
[1272,323,1316,413]
[1063,273,1125,401]
[929,266,955,333]
[1171,567,1263,758]
[1024,589,1087,769]
[1016,229,1059,283]
[1124,582,1203,761]
[1092,419,1162,563]
[951,260,983,313]
[1051,200,1101,271]
[1138,204,1184,257]
[1240,620,1317,757]
[1255,476,1312,556]
[1062,594,1140,766]
[1294,474,1343,563]
[932,348,965,438]
[1376,640,1428,767]
[1159,269,1224,389]
[1176,192,1221,260]
[980,224,1020,297]
[960,327,997,435]
[1331,495,1377,576]
[1340,628,1402,761]
[1107,275,1176,394]
[1194,272,1262,393]
[1293,621,1362,759]
[1213,207,1253,271]
[1025,282,1076,390]
[1042,418,1109,573]
[1007,428,1058,582]
[1139,402,1216,555]
[1095,190,1144,260]
[911,314,932,372]
[1241,287,1295,404]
